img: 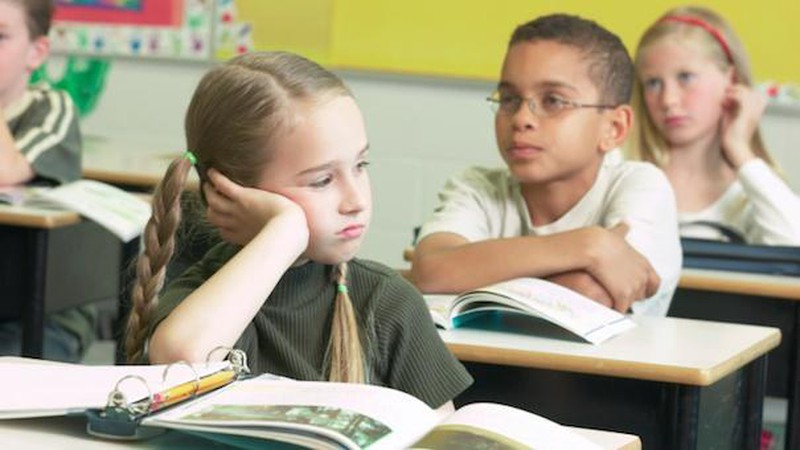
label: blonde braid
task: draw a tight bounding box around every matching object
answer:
[327,262,365,383]
[124,157,192,363]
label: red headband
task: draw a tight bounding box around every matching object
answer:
[660,16,734,64]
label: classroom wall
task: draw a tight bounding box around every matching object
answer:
[233,0,800,83]
[80,57,800,269]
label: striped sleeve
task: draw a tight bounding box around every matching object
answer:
[15,89,81,184]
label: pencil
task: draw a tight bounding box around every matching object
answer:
[150,369,237,412]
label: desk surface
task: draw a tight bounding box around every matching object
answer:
[442,315,780,386]
[0,204,80,229]
[680,268,800,300]
[82,137,198,189]
[0,415,640,449]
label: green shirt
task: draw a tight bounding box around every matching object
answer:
[153,243,473,408]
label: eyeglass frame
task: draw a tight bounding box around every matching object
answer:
[486,90,619,118]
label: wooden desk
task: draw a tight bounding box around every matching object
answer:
[82,137,198,191]
[673,268,800,450]
[680,267,800,300]
[442,315,780,450]
[0,205,132,358]
[0,414,641,449]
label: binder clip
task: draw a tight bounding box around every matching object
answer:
[86,374,164,440]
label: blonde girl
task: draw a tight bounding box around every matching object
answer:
[630,6,800,245]
[123,52,471,410]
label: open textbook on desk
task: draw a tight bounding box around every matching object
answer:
[0,356,605,450]
[425,277,636,344]
[0,179,150,242]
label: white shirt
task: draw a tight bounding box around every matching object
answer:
[419,151,682,316]
[679,158,800,246]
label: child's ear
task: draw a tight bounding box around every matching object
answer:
[598,105,632,153]
[727,66,738,85]
[26,36,50,72]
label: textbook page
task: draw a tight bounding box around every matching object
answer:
[145,376,440,450]
[424,294,455,329]
[0,357,230,419]
[25,180,150,242]
[427,277,636,344]
[412,403,603,449]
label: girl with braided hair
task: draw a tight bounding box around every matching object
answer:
[124,51,471,412]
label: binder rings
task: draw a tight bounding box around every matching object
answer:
[0,347,248,423]
[86,347,251,440]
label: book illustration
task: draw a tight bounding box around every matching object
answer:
[412,424,528,449]
[179,404,391,449]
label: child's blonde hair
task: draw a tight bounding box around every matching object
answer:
[124,52,367,383]
[629,6,774,168]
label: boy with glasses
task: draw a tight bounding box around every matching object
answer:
[411,14,681,315]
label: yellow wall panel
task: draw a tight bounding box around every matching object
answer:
[236,0,800,83]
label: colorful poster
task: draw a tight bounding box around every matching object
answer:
[54,0,182,27]
[50,0,212,60]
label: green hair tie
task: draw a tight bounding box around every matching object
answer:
[337,284,348,294]
[183,151,198,166]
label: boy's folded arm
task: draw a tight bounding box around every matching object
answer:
[545,271,613,308]
[411,227,619,294]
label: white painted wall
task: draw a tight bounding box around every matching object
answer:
[79,58,800,269]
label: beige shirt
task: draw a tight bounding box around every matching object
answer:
[419,150,682,316]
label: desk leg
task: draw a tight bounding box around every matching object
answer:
[21,230,48,358]
[744,355,767,450]
[787,309,800,450]
[672,385,700,450]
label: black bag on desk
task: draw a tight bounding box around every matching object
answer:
[681,237,800,276]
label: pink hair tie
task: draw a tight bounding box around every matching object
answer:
[661,15,734,64]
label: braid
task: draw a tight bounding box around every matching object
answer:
[124,158,192,362]
[327,262,365,383]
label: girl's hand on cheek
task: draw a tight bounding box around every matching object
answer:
[204,169,308,246]
[720,84,763,169]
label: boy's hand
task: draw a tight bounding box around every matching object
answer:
[546,271,613,308]
[720,84,764,169]
[204,169,308,247]
[584,224,660,312]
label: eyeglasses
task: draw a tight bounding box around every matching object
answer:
[486,91,617,118]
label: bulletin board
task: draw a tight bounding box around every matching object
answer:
[51,0,217,60]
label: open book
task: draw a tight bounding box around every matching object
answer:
[143,376,610,450]
[425,277,635,345]
[0,180,150,241]
[0,357,609,449]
